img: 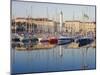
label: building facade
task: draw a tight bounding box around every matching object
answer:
[64,20,96,35]
[12,17,96,36]
[64,21,80,34]
[12,18,57,33]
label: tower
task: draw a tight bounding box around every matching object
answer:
[59,11,63,32]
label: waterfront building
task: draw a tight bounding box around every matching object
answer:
[12,17,57,34]
[64,20,96,36]
[12,17,96,36]
[80,22,96,35]
[64,21,80,33]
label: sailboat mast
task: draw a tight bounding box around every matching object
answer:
[46,7,49,33]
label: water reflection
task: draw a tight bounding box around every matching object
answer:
[11,46,96,74]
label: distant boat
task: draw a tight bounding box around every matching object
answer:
[49,37,58,44]
[76,37,94,47]
[30,37,39,45]
[12,37,21,48]
[12,37,20,42]
[22,36,38,46]
[22,38,30,45]
[57,36,74,45]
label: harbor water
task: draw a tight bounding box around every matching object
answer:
[11,46,96,74]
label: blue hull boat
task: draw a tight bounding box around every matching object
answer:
[57,36,74,45]
[76,37,94,47]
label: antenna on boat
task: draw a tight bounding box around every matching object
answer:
[52,8,57,35]
[46,7,50,33]
[30,5,33,33]
[26,8,28,33]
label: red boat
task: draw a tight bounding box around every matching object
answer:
[49,37,58,44]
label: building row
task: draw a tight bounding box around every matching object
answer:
[11,17,96,35]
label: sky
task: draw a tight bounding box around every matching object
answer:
[12,1,96,22]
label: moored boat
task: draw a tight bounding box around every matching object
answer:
[76,37,94,47]
[30,37,39,45]
[12,37,21,48]
[57,36,74,45]
[49,37,58,44]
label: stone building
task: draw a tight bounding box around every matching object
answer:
[12,17,57,33]
[80,22,96,33]
[12,17,96,36]
[64,20,95,34]
[64,21,80,33]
